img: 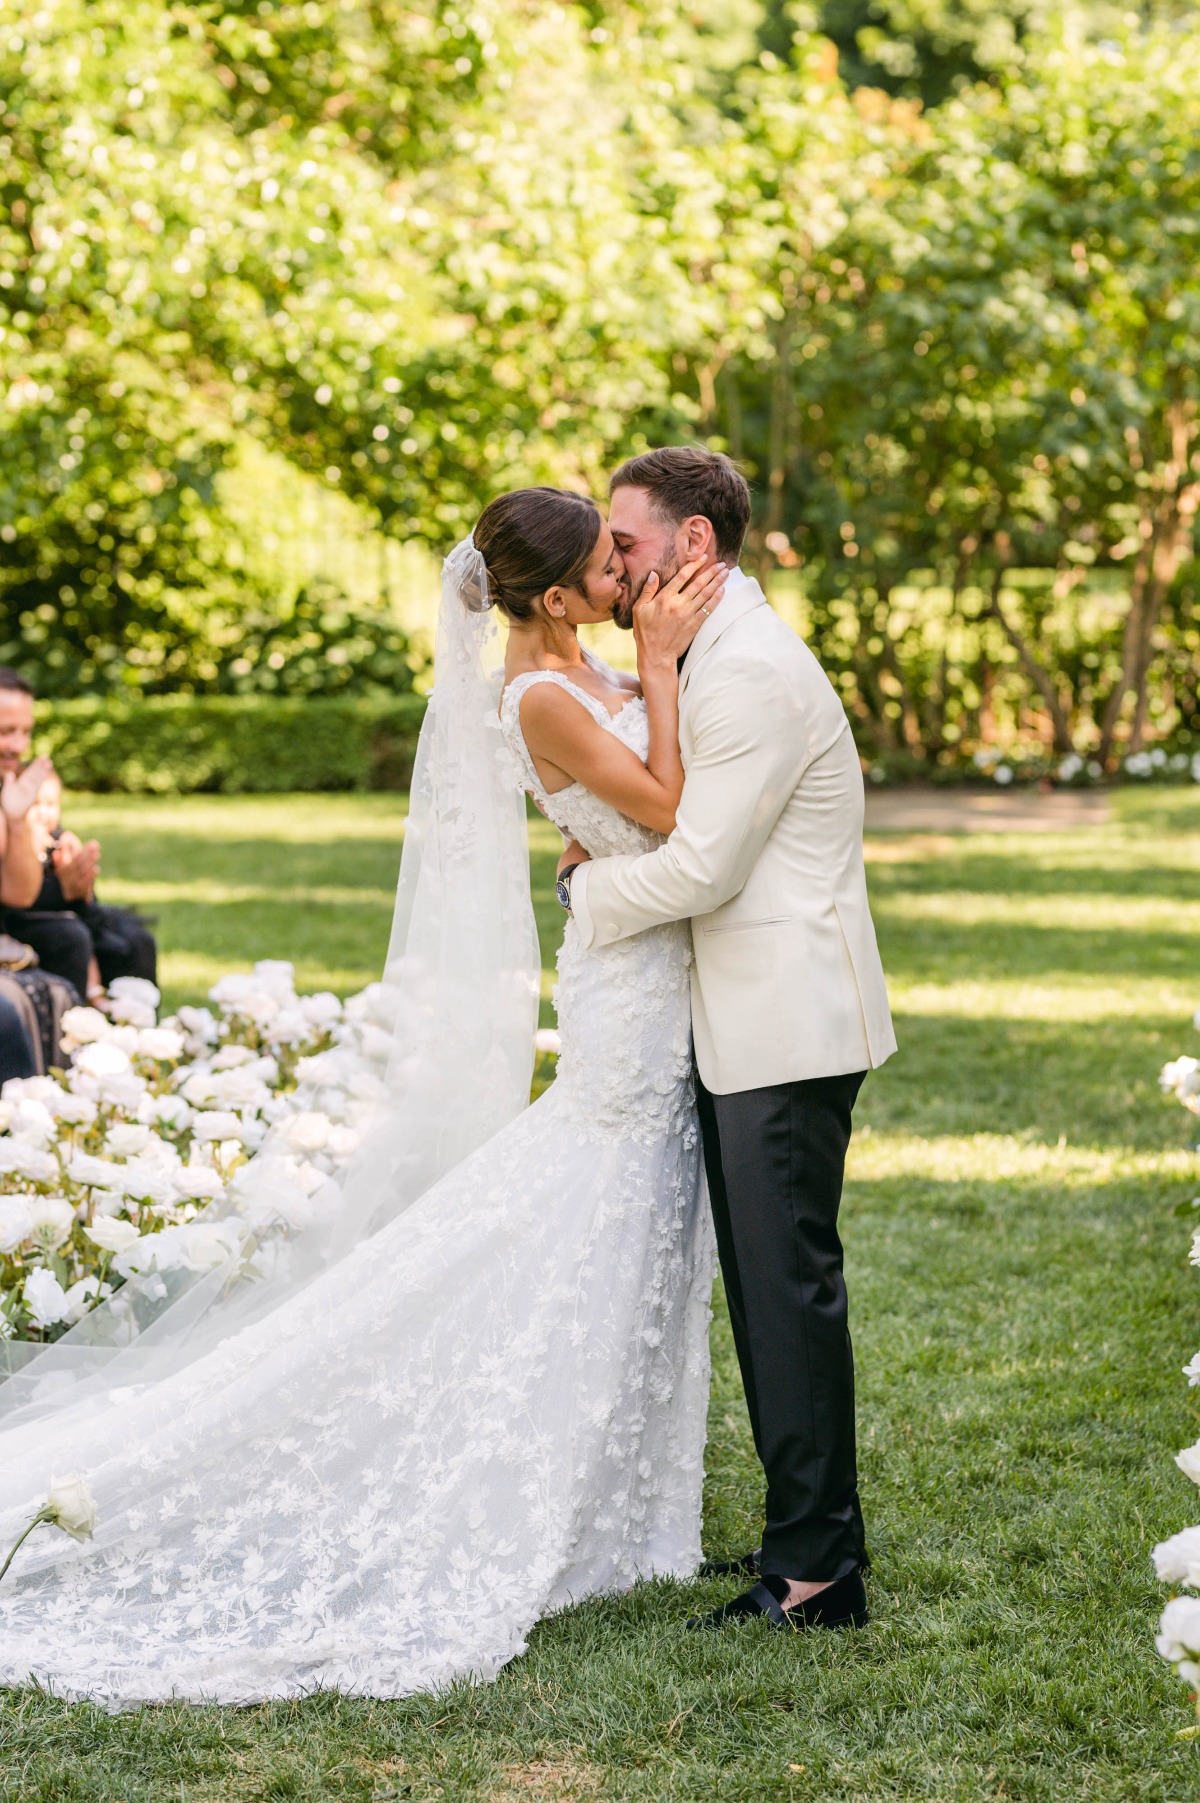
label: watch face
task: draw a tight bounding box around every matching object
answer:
[556,877,571,909]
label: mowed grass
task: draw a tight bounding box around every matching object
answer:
[2,787,1199,1800]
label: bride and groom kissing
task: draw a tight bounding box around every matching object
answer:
[0,446,895,1705]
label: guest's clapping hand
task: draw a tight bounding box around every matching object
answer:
[0,756,54,822]
[53,832,101,902]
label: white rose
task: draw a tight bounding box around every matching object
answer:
[207,1067,272,1111]
[5,1075,58,1103]
[27,1195,77,1252]
[116,1220,244,1278]
[59,1005,113,1048]
[45,1088,97,1126]
[1153,1524,1200,1589]
[1157,1594,1200,1662]
[105,1122,153,1158]
[210,1044,258,1071]
[61,1275,111,1325]
[300,991,343,1029]
[173,1165,226,1201]
[180,1070,218,1106]
[107,975,161,1015]
[141,1093,192,1132]
[84,1216,143,1255]
[0,1195,34,1254]
[262,1005,309,1045]
[135,1027,185,1063]
[45,1473,97,1540]
[534,1028,562,1056]
[1177,1441,1200,1486]
[8,1099,57,1147]
[189,1111,245,1143]
[23,1266,69,1328]
[68,1151,127,1188]
[253,959,297,994]
[111,1160,177,1207]
[95,1072,147,1111]
[0,1139,59,1183]
[279,1111,332,1154]
[74,1041,133,1080]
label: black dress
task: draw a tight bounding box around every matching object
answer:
[1,837,157,1003]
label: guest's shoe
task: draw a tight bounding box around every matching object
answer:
[698,1547,760,1579]
[686,1568,868,1632]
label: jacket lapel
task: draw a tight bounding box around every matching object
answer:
[678,570,767,698]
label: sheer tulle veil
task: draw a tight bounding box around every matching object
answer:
[0,537,541,1426]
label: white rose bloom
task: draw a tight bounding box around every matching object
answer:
[180,1071,219,1106]
[27,1195,77,1252]
[173,1165,226,1201]
[0,1100,12,1132]
[60,1005,114,1049]
[107,975,161,1014]
[263,1006,310,1046]
[61,1275,111,1325]
[142,1093,192,1132]
[135,1027,185,1062]
[210,1044,258,1071]
[301,991,343,1029]
[1184,1351,1200,1387]
[206,1067,273,1111]
[189,1110,245,1143]
[279,1111,332,1154]
[5,1075,59,1103]
[326,1123,362,1163]
[1152,1524,1200,1588]
[106,1122,153,1158]
[0,1195,35,1254]
[8,1099,57,1148]
[535,1028,562,1056]
[74,1041,133,1080]
[113,1160,178,1207]
[0,1139,59,1183]
[45,1088,98,1126]
[96,1072,148,1111]
[1177,1441,1200,1486]
[177,1004,219,1043]
[116,1220,244,1278]
[45,1473,98,1540]
[357,1024,395,1066]
[23,1266,69,1328]
[84,1216,143,1255]
[253,959,297,994]
[1157,1594,1200,1663]
[68,1151,128,1188]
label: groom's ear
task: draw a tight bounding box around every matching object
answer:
[679,514,716,563]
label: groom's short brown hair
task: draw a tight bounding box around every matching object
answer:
[609,447,752,564]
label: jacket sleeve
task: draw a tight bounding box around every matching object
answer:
[572,655,807,951]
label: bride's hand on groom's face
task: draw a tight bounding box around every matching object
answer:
[632,558,728,673]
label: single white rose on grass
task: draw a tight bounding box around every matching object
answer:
[535,1028,562,1056]
[107,975,161,1016]
[22,1267,69,1329]
[84,1217,143,1256]
[27,1196,77,1253]
[1153,1524,1200,1589]
[45,1473,97,1541]
[0,1139,59,1183]
[1184,1352,1200,1387]
[135,1027,185,1063]
[1158,1594,1200,1664]
[0,1196,34,1254]
[1177,1441,1200,1486]
[59,1006,113,1049]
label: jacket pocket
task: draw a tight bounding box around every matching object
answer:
[701,915,789,936]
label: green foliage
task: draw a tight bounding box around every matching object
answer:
[35,694,427,793]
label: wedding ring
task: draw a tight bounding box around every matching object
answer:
[700,603,711,616]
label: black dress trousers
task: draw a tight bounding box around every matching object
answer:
[695,1067,867,1582]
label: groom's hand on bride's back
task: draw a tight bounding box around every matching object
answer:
[633,558,728,673]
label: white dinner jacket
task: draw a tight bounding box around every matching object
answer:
[571,570,897,1095]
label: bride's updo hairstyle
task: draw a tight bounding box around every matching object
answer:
[467,488,602,620]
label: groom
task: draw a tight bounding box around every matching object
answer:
[557,447,896,1631]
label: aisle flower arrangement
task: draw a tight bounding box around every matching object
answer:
[1154,1011,1200,1731]
[0,964,395,1345]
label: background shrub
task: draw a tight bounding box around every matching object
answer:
[35,694,428,794]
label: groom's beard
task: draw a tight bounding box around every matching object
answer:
[612,550,682,631]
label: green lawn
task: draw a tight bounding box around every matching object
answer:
[3,788,1199,1801]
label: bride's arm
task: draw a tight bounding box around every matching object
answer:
[518,685,681,837]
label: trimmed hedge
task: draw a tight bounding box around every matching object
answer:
[35,694,429,794]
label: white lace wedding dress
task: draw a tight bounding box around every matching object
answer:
[0,676,715,1706]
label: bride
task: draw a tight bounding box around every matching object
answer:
[0,488,728,1705]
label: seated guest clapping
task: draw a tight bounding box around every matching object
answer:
[0,668,158,1005]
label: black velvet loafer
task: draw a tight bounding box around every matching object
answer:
[686,1568,868,1632]
[698,1547,761,1579]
